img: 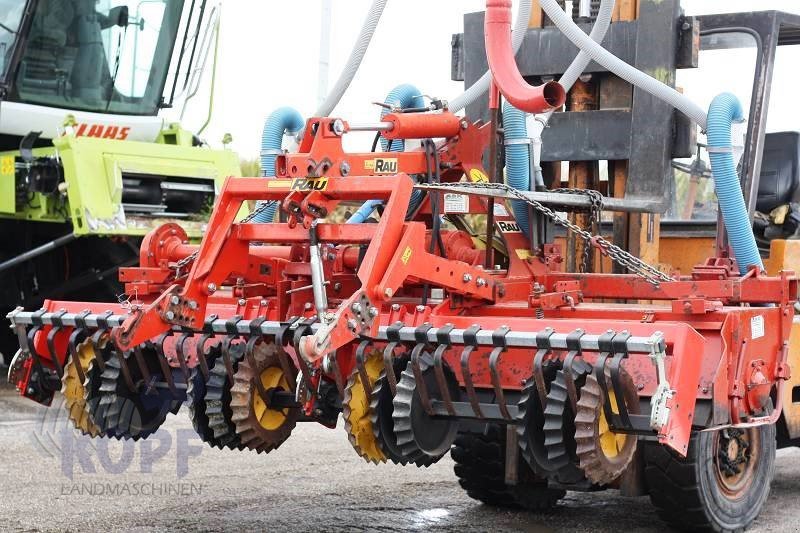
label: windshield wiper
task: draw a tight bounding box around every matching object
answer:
[0,22,17,34]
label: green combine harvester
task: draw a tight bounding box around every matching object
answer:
[0,0,240,361]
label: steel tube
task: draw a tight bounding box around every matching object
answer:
[7,310,664,353]
[0,234,78,274]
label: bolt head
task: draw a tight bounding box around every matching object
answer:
[340,161,351,176]
[347,318,358,330]
[238,298,246,306]
[187,300,198,310]
[369,306,379,317]
[304,302,313,310]
[391,303,400,311]
[476,278,487,287]
[332,119,346,136]
[165,311,175,320]
[384,288,393,298]
[170,295,180,305]
[352,302,362,314]
[416,305,425,313]
[462,273,472,283]
[207,283,217,293]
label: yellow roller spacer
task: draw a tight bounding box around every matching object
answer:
[343,351,386,463]
[598,389,627,459]
[252,367,291,431]
[61,339,102,437]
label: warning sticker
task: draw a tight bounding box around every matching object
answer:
[469,168,489,183]
[0,156,13,175]
[493,203,508,216]
[444,193,468,213]
[751,315,765,340]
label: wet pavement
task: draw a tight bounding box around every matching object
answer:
[1,382,799,532]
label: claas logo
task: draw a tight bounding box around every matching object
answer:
[75,123,130,140]
[290,178,328,191]
[364,158,398,174]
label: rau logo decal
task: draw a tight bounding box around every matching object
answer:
[289,178,328,191]
[364,158,398,174]
[497,220,522,233]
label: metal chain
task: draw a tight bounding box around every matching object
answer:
[170,201,275,279]
[552,188,603,273]
[416,182,673,286]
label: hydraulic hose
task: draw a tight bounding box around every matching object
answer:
[314,0,388,117]
[484,0,566,113]
[537,0,762,273]
[707,93,762,274]
[252,107,305,223]
[538,0,707,129]
[349,85,425,224]
[450,0,531,114]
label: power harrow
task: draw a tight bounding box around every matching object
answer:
[6,103,798,529]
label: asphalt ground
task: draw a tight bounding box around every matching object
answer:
[1,382,799,533]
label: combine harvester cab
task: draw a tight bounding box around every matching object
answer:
[6,1,800,532]
[0,0,240,359]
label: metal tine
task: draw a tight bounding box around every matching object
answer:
[153,334,177,396]
[489,326,512,421]
[608,331,633,429]
[245,317,267,371]
[195,333,212,380]
[533,328,555,410]
[355,340,374,398]
[410,326,434,415]
[175,333,193,385]
[245,335,271,402]
[222,315,244,384]
[595,330,616,426]
[329,350,346,397]
[66,337,86,388]
[196,314,219,380]
[25,325,44,369]
[383,321,405,395]
[433,323,456,417]
[562,329,586,410]
[90,330,109,372]
[117,350,138,393]
[461,324,484,419]
[67,311,90,384]
[276,318,300,391]
[134,344,155,394]
[45,309,67,378]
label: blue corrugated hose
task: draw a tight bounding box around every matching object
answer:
[706,93,763,274]
[252,107,305,223]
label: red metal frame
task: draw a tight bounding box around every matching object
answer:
[16,111,798,458]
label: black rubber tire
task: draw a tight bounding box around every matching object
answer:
[451,424,565,511]
[644,424,776,532]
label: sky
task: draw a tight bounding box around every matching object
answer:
[173,0,800,159]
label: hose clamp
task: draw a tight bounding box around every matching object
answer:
[504,138,533,146]
[706,145,734,154]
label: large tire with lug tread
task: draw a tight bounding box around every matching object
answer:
[644,423,776,532]
[452,424,565,511]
